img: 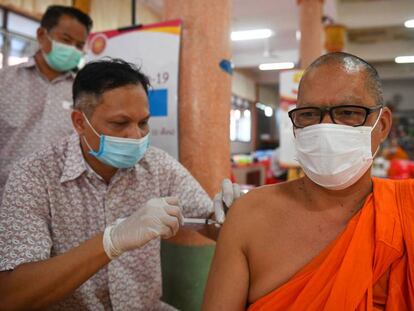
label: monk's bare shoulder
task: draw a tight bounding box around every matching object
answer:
[222,178,305,246]
[227,178,304,218]
[211,178,309,305]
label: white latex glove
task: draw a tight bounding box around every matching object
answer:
[213,179,241,225]
[103,197,183,259]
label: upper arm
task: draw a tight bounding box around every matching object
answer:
[202,202,250,311]
[0,160,52,271]
[158,151,212,218]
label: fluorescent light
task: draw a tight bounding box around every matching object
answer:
[256,102,267,110]
[404,19,414,28]
[264,106,273,117]
[234,109,241,119]
[231,29,272,41]
[259,62,295,71]
[395,56,414,63]
[296,30,301,41]
[256,102,274,117]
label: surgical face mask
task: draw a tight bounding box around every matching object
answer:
[294,109,382,190]
[82,114,150,169]
[43,35,83,72]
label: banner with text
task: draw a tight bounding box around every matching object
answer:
[86,20,181,159]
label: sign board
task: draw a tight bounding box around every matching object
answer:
[86,20,181,159]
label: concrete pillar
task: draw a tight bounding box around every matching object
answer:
[164,0,232,197]
[161,2,232,309]
[298,0,324,68]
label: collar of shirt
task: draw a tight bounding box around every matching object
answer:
[18,55,76,82]
[60,134,152,184]
[84,161,105,181]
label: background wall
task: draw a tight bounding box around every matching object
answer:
[231,69,256,154]
[382,78,414,111]
[258,85,278,108]
[0,0,162,31]
[0,0,70,12]
[90,0,162,32]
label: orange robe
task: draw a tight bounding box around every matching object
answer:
[248,178,414,311]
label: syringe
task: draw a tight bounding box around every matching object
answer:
[183,217,218,225]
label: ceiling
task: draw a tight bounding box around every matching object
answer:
[145,0,414,84]
[232,0,414,84]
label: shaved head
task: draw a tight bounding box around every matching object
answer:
[298,52,384,107]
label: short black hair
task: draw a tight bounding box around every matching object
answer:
[73,58,151,115]
[299,52,384,106]
[41,5,93,33]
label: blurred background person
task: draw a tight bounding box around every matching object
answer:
[0,5,93,198]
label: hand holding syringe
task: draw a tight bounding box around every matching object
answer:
[182,179,247,227]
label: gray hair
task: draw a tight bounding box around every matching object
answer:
[298,52,384,106]
[74,93,101,118]
[72,58,151,117]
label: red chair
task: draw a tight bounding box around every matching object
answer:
[388,159,414,179]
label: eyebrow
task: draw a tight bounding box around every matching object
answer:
[140,115,151,122]
[300,98,367,107]
[62,32,85,45]
[109,114,151,121]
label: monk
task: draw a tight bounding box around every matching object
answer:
[202,52,414,311]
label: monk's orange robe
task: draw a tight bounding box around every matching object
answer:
[248,178,414,311]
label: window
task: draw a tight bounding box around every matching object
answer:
[230,95,252,142]
[0,6,40,69]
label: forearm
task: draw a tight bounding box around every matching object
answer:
[0,233,110,311]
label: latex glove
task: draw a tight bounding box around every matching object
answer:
[103,197,183,259]
[213,179,241,225]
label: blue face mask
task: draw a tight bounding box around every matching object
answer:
[43,35,84,72]
[82,114,150,169]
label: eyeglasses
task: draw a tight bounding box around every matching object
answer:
[288,105,383,128]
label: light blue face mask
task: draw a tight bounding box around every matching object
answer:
[43,36,84,72]
[82,114,150,169]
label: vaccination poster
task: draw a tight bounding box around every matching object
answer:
[86,20,181,159]
[278,69,303,167]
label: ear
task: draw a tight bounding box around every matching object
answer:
[378,107,392,143]
[71,110,86,135]
[37,27,45,42]
[37,27,51,53]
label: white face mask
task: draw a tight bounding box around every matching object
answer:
[294,109,382,190]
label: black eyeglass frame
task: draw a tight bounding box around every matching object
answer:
[288,105,383,129]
